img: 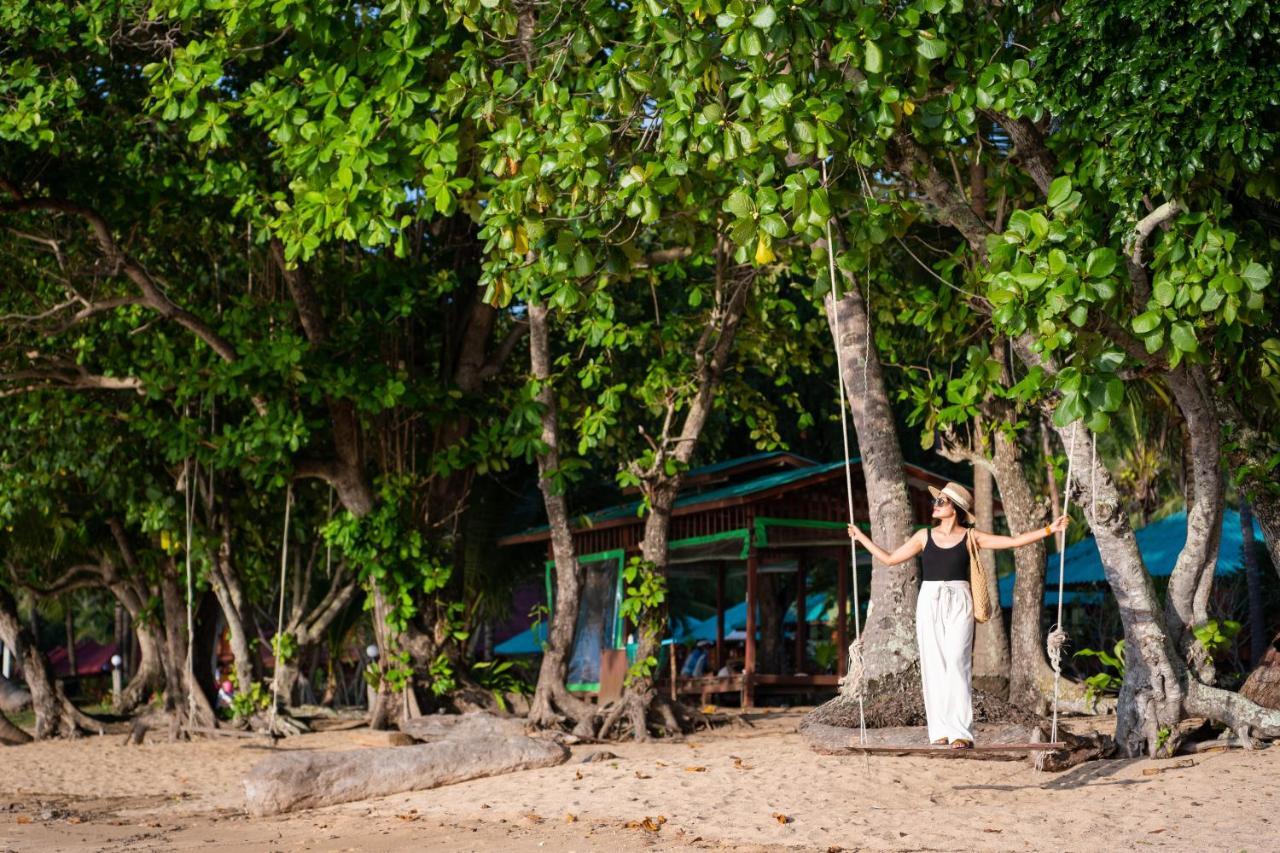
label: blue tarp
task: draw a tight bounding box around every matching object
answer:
[496,593,833,656]
[675,593,832,643]
[998,508,1263,608]
[495,623,548,655]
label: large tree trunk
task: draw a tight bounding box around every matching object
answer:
[102,526,177,714]
[990,425,1097,715]
[602,261,752,741]
[823,286,920,698]
[525,304,597,734]
[274,541,357,709]
[0,587,102,739]
[1161,367,1224,682]
[208,516,259,688]
[970,454,1009,697]
[157,570,217,730]
[1240,631,1280,711]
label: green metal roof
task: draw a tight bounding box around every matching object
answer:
[509,457,857,539]
[681,450,815,480]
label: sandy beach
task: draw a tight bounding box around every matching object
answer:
[0,710,1276,852]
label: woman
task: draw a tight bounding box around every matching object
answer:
[848,481,1068,749]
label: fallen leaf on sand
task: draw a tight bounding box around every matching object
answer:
[564,813,577,823]
[15,816,31,825]
[67,816,82,825]
[827,847,844,853]
[733,757,753,770]
[396,814,418,822]
[574,770,583,780]
[625,816,667,833]
[635,772,651,779]
[983,827,1002,833]
[685,766,707,772]
[522,812,544,824]
[1150,828,1166,834]
[655,761,669,767]
[773,813,793,824]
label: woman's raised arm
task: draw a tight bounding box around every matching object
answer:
[973,515,1069,550]
[847,526,928,566]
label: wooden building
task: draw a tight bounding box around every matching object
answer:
[498,452,957,706]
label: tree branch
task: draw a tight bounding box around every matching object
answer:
[889,132,993,256]
[979,110,1057,196]
[478,319,529,381]
[0,196,243,364]
[0,365,145,396]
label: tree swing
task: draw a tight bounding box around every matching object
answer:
[823,163,1069,754]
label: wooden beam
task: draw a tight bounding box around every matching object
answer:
[715,562,725,671]
[794,555,806,673]
[744,546,758,709]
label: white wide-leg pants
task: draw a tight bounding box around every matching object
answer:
[916,580,974,743]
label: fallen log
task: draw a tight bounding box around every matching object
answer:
[243,712,569,816]
[397,711,524,742]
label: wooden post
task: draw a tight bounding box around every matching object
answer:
[715,562,726,671]
[794,556,807,673]
[744,547,758,708]
[837,547,849,678]
[64,601,77,679]
[669,640,678,701]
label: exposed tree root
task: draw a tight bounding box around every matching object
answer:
[0,710,31,745]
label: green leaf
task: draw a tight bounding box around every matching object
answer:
[916,35,948,60]
[1102,377,1124,410]
[759,213,788,238]
[1170,322,1198,353]
[750,5,776,29]
[1047,176,1072,209]
[724,189,753,219]
[1085,247,1117,279]
[1132,310,1162,334]
[864,41,883,74]
[1242,262,1270,292]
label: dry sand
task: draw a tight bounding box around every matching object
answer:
[0,709,1276,852]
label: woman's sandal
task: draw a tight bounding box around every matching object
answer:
[948,739,973,750]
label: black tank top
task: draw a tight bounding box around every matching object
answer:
[921,529,970,582]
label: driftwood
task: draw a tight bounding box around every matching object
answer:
[801,721,1113,770]
[396,711,523,742]
[243,712,569,816]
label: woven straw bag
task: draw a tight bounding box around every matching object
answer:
[967,528,992,624]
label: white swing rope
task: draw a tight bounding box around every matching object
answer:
[268,482,294,734]
[823,160,867,744]
[183,455,198,727]
[1046,421,1081,744]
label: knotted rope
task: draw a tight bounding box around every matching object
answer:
[268,483,293,735]
[1047,421,1080,744]
[824,160,867,744]
[183,455,198,728]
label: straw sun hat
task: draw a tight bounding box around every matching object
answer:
[927,482,975,523]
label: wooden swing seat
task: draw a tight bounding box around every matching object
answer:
[843,740,1066,753]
